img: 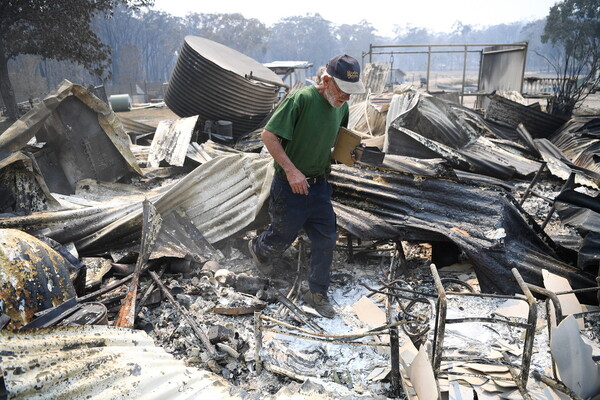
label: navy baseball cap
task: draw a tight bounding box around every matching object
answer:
[326,54,366,94]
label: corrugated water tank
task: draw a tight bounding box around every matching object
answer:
[165,36,284,138]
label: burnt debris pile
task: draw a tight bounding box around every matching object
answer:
[1,49,599,399]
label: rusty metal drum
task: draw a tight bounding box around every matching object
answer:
[0,229,76,329]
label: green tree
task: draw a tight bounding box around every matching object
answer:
[10,55,47,104]
[335,21,378,62]
[541,0,600,117]
[267,14,337,70]
[185,13,270,61]
[0,0,153,121]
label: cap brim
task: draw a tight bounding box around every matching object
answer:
[332,76,366,94]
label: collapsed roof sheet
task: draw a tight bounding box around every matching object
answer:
[485,93,569,138]
[383,91,542,180]
[330,164,597,297]
[0,325,245,399]
[165,36,282,137]
[534,138,600,189]
[549,116,600,177]
[0,153,272,255]
[0,80,142,195]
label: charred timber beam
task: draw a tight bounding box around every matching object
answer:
[115,200,162,329]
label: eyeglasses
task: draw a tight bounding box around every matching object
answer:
[329,77,350,98]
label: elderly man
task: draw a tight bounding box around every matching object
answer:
[248,54,365,318]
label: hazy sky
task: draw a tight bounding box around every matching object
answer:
[151,0,557,37]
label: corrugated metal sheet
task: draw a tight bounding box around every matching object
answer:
[549,116,600,175]
[383,90,542,180]
[165,36,282,138]
[0,154,272,255]
[534,138,599,189]
[351,62,391,104]
[0,325,245,399]
[485,93,569,138]
[330,163,597,298]
[118,115,157,135]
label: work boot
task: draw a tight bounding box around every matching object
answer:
[248,238,273,275]
[303,291,335,319]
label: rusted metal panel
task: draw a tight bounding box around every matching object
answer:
[165,36,283,138]
[0,229,76,329]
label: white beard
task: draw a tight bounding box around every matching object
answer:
[324,85,343,108]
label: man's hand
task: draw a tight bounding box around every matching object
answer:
[286,168,309,195]
[261,129,309,195]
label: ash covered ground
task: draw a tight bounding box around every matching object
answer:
[101,173,600,399]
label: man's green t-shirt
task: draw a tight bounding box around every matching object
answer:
[265,86,349,177]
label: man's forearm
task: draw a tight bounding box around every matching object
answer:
[261,129,308,195]
[261,130,296,174]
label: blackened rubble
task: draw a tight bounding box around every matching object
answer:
[1,72,599,399]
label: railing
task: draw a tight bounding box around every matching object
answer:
[522,77,575,95]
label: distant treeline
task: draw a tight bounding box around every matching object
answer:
[8,6,556,101]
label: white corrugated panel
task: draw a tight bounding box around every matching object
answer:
[0,325,245,399]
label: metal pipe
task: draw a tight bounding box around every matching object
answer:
[275,291,323,333]
[430,263,447,376]
[503,352,534,400]
[387,245,401,397]
[426,46,432,93]
[262,328,387,347]
[259,314,410,339]
[541,172,575,230]
[525,283,564,323]
[369,43,527,49]
[519,161,547,206]
[366,50,483,56]
[461,45,468,105]
[532,370,585,400]
[511,268,538,388]
[445,317,531,329]
[347,234,354,263]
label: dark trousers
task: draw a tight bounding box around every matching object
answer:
[255,174,337,293]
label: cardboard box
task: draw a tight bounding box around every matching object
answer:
[332,127,362,166]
